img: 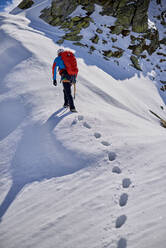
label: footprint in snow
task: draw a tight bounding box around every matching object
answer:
[78,115,84,121]
[117,238,127,248]
[115,215,127,228]
[101,141,110,146]
[112,166,121,174]
[108,151,116,161]
[71,119,77,125]
[119,193,128,207]
[94,132,101,139]
[83,122,91,129]
[122,178,131,188]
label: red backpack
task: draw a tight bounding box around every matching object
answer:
[61,51,78,76]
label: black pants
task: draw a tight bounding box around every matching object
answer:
[63,82,75,110]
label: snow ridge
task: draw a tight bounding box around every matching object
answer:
[0,1,166,248]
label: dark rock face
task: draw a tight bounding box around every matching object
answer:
[132,0,150,33]
[128,28,160,56]
[144,29,160,55]
[130,55,142,71]
[39,0,164,70]
[50,0,77,21]
[103,47,124,58]
[40,0,95,41]
[113,0,137,34]
[18,0,34,9]
[41,0,151,35]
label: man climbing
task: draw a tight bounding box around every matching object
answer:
[52,48,78,112]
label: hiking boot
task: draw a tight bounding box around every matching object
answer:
[70,108,77,113]
[63,103,69,108]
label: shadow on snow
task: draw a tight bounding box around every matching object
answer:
[0,108,88,221]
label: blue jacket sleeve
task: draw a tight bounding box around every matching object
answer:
[52,58,58,80]
[52,56,66,80]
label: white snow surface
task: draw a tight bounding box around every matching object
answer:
[0,1,166,248]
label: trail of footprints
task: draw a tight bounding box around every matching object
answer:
[77,115,132,248]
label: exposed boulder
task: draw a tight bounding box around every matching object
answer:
[89,45,96,54]
[129,29,159,56]
[82,3,95,14]
[161,10,166,26]
[106,0,150,34]
[50,0,77,21]
[18,0,34,9]
[128,37,146,55]
[39,0,162,68]
[40,0,152,34]
[40,1,94,43]
[90,34,99,44]
[132,0,150,33]
[99,0,118,16]
[73,42,88,47]
[144,29,159,55]
[121,29,130,36]
[160,38,166,45]
[110,25,124,35]
[103,50,113,58]
[96,28,103,34]
[57,39,64,44]
[115,1,136,29]
[40,0,77,24]
[63,32,83,41]
[130,55,142,71]
[103,47,124,58]
[40,0,151,37]
[40,8,54,24]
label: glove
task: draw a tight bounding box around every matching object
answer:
[53,79,57,86]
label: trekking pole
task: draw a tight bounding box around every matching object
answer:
[73,83,76,99]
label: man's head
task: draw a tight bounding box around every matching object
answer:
[57,48,64,56]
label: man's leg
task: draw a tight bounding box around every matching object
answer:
[63,83,75,110]
[63,89,69,107]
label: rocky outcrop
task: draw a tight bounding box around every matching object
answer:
[40,0,151,34]
[40,1,94,41]
[40,0,77,25]
[104,0,150,34]
[40,0,152,47]
[103,46,124,58]
[144,29,159,55]
[90,34,99,44]
[130,55,142,71]
[160,38,166,45]
[39,0,163,71]
[132,0,150,33]
[113,0,137,34]
[128,28,159,56]
[18,0,34,9]
[160,10,166,26]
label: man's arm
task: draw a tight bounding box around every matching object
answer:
[52,58,58,80]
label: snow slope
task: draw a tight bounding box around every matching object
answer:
[0,1,166,248]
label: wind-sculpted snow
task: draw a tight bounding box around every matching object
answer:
[0,30,31,94]
[0,109,91,220]
[0,99,26,140]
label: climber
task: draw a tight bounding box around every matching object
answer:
[52,48,78,112]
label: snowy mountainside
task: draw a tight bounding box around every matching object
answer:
[0,1,166,248]
[11,0,166,103]
[21,0,166,102]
